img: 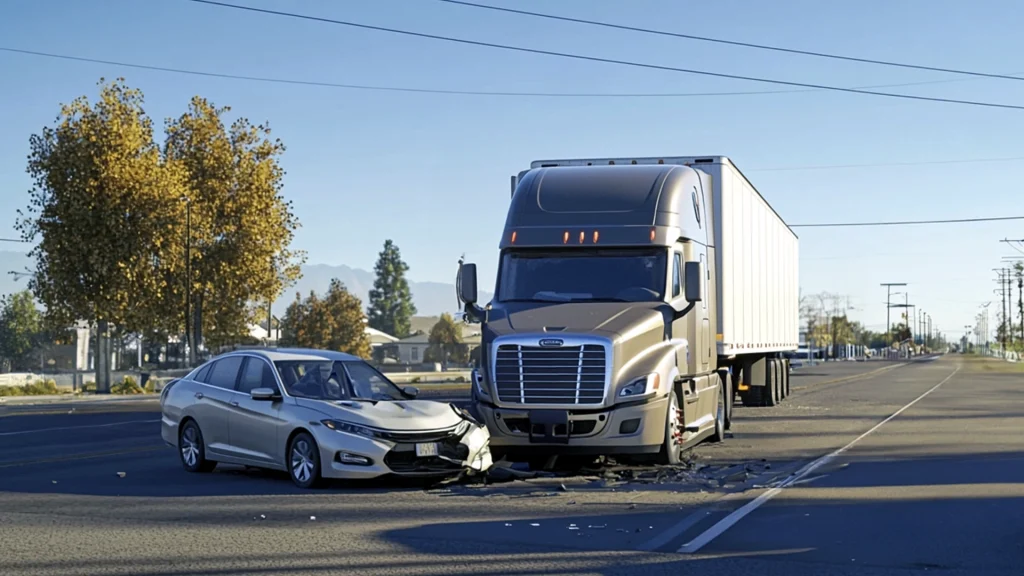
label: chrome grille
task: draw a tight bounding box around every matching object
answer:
[494,344,607,405]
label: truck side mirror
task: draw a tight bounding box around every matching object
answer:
[684,261,702,302]
[459,262,479,304]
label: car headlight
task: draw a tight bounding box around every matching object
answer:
[618,373,660,398]
[321,419,381,439]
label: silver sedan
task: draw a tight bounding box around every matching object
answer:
[160,348,492,488]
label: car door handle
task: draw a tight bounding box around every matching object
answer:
[195,392,204,399]
[230,401,239,407]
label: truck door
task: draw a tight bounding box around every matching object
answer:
[670,248,699,424]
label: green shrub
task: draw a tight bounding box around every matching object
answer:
[81,381,96,393]
[410,376,421,383]
[144,379,157,394]
[453,376,466,383]
[111,375,144,395]
[0,386,25,397]
[23,380,60,395]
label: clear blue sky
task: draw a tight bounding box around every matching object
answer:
[3,0,1024,341]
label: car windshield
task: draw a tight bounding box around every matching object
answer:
[274,359,406,401]
[498,249,667,303]
[340,361,406,401]
[274,360,345,400]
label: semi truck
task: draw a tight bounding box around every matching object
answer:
[456,156,798,465]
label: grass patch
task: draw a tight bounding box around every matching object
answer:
[957,355,1024,374]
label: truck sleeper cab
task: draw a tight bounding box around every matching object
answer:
[458,161,734,464]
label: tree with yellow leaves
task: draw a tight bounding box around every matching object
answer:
[164,96,304,360]
[17,78,188,391]
[279,279,371,359]
[425,312,469,366]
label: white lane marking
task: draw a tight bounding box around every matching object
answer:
[677,366,961,555]
[0,419,160,437]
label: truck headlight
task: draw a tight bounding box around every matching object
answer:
[321,419,381,439]
[618,373,660,398]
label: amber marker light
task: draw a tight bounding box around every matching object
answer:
[563,231,569,244]
[578,231,585,244]
[650,228,656,241]
[593,230,600,243]
[510,230,517,244]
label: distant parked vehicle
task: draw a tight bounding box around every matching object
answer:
[160,348,492,488]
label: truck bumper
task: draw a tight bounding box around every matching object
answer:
[473,395,669,456]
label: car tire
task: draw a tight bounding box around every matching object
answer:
[657,388,685,465]
[288,432,324,489]
[710,378,727,443]
[178,420,217,473]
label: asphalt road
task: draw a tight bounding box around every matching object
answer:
[1,356,1021,575]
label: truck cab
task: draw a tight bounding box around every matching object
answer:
[457,162,728,465]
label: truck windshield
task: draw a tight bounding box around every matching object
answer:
[498,249,667,302]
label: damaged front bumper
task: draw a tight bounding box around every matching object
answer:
[317,407,493,479]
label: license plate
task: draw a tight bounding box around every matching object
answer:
[415,442,440,457]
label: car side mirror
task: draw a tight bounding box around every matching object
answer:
[403,386,419,398]
[684,261,703,303]
[250,387,278,401]
[458,263,478,304]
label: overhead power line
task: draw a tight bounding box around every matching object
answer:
[439,0,1024,83]
[792,215,1024,228]
[749,155,1024,171]
[186,0,1024,111]
[2,46,1012,100]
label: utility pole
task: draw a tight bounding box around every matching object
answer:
[880,283,906,351]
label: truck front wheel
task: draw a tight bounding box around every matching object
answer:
[710,379,726,443]
[657,389,685,465]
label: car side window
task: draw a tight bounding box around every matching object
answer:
[193,363,213,384]
[672,252,682,298]
[207,356,243,390]
[261,362,279,391]
[238,357,270,394]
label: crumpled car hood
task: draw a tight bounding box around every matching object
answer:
[295,397,493,473]
[297,398,464,431]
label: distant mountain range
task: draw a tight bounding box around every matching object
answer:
[0,251,492,318]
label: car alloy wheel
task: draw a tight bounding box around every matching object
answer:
[179,421,216,473]
[289,432,323,489]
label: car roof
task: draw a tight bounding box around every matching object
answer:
[212,347,364,363]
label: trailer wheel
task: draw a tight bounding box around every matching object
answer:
[774,358,785,402]
[783,359,791,397]
[764,359,779,407]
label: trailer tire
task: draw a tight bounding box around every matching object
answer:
[764,359,779,407]
[783,359,791,397]
[775,358,785,402]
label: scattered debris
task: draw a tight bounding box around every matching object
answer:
[115,472,126,478]
[504,523,512,527]
[51,480,57,484]
[588,524,607,529]
[529,522,540,527]
[309,516,316,521]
